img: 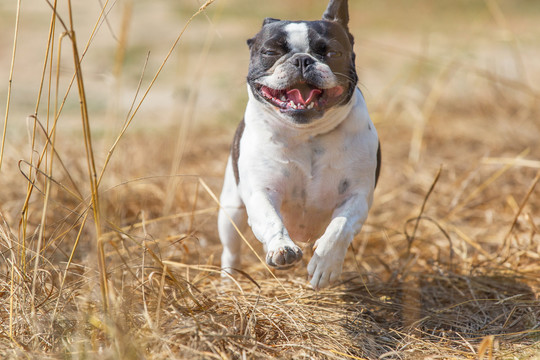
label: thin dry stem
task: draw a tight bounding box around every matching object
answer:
[0,0,21,173]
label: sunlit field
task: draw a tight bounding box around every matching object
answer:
[1,0,539,358]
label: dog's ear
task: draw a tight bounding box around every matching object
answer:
[248,18,280,47]
[322,0,349,28]
[262,17,281,26]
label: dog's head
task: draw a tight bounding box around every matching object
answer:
[246,0,357,124]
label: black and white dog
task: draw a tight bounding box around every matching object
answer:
[218,0,380,289]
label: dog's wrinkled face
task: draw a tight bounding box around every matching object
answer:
[247,11,357,124]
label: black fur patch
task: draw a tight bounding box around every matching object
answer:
[375,141,381,188]
[232,118,245,185]
[338,179,350,195]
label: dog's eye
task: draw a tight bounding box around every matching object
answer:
[326,51,342,58]
[313,41,327,56]
[262,49,280,56]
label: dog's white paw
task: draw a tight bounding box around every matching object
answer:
[307,238,348,290]
[307,252,343,290]
[266,238,303,269]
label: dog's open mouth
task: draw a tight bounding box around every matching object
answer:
[257,82,344,112]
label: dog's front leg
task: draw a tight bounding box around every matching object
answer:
[245,190,303,269]
[307,193,372,289]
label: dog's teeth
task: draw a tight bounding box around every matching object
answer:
[307,103,314,109]
[280,95,286,101]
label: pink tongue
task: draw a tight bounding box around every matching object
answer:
[286,88,322,105]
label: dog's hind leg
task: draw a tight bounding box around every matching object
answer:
[218,157,247,275]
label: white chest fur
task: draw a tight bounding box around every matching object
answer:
[238,89,378,242]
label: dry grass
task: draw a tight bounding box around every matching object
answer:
[1,0,539,359]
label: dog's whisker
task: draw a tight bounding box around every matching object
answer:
[334,72,356,84]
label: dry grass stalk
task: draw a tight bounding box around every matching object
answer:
[0,0,21,173]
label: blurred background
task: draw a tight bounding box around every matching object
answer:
[2,0,539,140]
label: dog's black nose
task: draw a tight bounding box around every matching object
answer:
[293,55,315,72]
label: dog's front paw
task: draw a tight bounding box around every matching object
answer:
[266,241,303,269]
[307,252,343,290]
[307,239,349,290]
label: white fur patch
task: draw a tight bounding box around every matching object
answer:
[285,23,309,53]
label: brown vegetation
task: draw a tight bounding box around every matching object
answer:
[1,0,539,358]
